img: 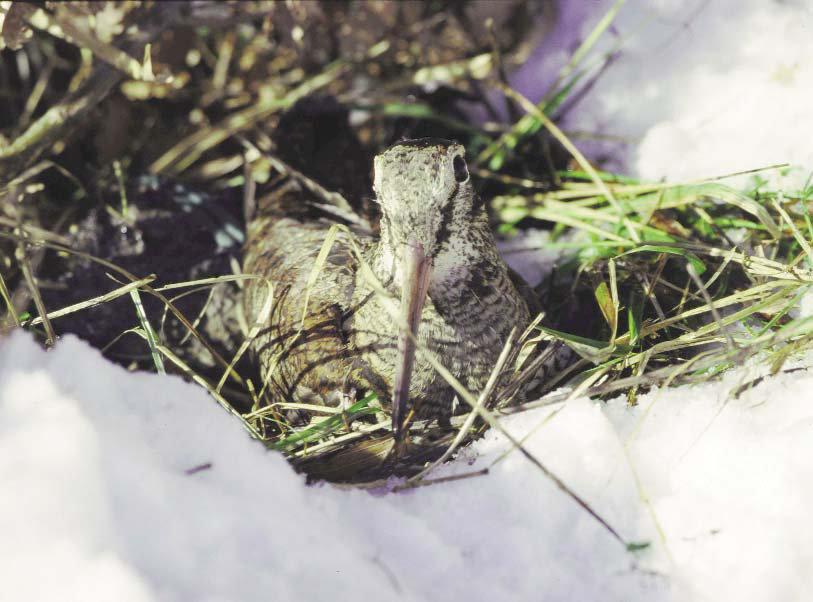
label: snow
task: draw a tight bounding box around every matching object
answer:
[4,1,813,601]
[0,333,645,601]
[4,331,813,601]
[514,0,813,189]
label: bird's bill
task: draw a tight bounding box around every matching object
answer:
[392,238,432,443]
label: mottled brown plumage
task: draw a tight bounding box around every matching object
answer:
[243,138,532,427]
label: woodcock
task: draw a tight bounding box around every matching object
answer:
[243,138,536,438]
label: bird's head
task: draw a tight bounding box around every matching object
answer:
[373,138,476,268]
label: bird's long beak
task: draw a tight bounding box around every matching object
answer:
[392,237,432,443]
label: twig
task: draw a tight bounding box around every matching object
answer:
[21,275,156,326]
[393,468,490,492]
[149,62,347,174]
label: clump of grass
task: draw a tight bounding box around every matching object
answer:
[498,169,813,399]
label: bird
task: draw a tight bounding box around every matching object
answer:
[242,137,535,442]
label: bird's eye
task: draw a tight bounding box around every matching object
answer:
[452,155,469,183]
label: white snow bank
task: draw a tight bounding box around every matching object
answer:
[2,331,813,601]
[513,0,813,188]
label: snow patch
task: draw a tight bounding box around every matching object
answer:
[516,0,813,188]
[2,331,813,600]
